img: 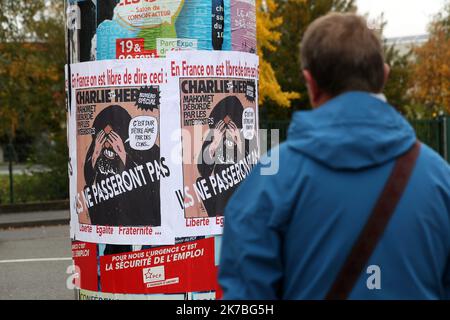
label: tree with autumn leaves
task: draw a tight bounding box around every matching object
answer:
[0,0,65,144]
[0,0,68,201]
[1,0,66,135]
[256,0,300,108]
[410,2,450,116]
[257,0,356,121]
[258,0,449,119]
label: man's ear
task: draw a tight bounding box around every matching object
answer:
[303,69,320,108]
[383,63,391,87]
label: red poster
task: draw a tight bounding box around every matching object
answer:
[116,38,158,59]
[72,241,98,292]
[100,238,217,294]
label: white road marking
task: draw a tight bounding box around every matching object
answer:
[0,258,72,264]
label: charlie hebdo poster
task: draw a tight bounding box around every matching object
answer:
[68,51,259,244]
[68,59,173,245]
[163,51,259,237]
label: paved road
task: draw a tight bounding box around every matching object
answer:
[0,210,69,229]
[0,225,75,300]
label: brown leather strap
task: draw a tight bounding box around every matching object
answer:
[325,141,421,300]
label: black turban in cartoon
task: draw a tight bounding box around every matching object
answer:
[84,105,161,227]
[208,96,243,129]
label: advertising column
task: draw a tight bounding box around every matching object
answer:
[65,0,258,300]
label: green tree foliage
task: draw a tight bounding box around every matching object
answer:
[0,0,68,201]
[0,0,65,138]
[257,0,300,108]
[382,44,413,114]
[370,12,414,115]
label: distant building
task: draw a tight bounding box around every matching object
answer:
[386,34,429,56]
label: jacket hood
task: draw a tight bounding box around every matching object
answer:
[287,92,417,170]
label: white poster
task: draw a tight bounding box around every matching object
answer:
[68,51,259,244]
[68,58,174,245]
[163,51,260,237]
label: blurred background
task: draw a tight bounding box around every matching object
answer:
[0,0,449,206]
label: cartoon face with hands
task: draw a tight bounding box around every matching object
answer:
[209,117,243,159]
[92,125,127,170]
[199,96,249,168]
[197,96,257,218]
[85,105,132,180]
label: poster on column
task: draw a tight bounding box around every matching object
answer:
[231,0,256,53]
[71,241,98,292]
[99,237,220,295]
[69,58,173,245]
[71,237,221,299]
[96,0,231,61]
[163,51,259,237]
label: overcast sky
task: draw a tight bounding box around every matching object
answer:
[357,0,447,38]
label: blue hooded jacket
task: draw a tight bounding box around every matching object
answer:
[219,92,450,300]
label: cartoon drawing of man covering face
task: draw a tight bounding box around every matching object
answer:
[84,105,161,227]
[197,96,257,217]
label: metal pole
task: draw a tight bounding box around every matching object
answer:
[8,141,14,204]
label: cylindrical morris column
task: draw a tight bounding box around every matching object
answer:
[66,0,258,300]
